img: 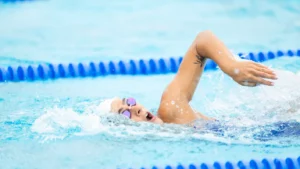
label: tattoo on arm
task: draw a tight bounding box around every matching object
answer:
[194,43,206,67]
[194,54,205,67]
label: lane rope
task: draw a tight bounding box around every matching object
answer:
[0,49,299,82]
[135,156,300,169]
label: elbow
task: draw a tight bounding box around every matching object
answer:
[196,30,214,41]
[195,30,214,56]
[196,30,215,45]
[197,30,214,36]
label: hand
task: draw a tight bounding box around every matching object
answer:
[226,60,277,87]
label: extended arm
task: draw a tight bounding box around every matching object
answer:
[158,30,277,124]
[195,31,277,87]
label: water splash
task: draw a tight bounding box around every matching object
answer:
[27,69,300,145]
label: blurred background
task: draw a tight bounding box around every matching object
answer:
[0,0,299,66]
[0,1,300,169]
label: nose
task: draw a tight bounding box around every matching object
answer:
[122,104,132,110]
[126,105,142,116]
[122,105,141,114]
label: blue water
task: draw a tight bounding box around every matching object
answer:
[0,57,300,169]
[0,0,300,169]
[0,0,300,66]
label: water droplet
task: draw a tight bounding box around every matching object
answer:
[234,68,239,75]
[171,101,175,105]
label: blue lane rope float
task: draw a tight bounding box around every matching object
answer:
[0,49,299,82]
[133,156,300,169]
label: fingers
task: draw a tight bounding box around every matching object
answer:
[253,62,269,69]
[248,75,274,86]
[240,81,257,87]
[250,68,277,80]
[253,63,276,76]
[234,61,278,87]
[259,67,276,77]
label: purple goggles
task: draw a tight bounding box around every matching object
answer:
[121,97,136,118]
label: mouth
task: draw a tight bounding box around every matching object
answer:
[146,112,155,121]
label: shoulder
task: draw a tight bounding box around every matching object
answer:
[157,92,176,123]
[157,91,197,124]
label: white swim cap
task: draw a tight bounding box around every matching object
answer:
[96,97,117,115]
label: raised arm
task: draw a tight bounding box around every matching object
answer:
[158,30,277,124]
[195,31,277,87]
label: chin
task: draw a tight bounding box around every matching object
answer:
[146,112,163,124]
[152,117,163,124]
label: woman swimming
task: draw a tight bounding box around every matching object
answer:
[109,30,277,125]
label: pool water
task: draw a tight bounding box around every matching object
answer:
[0,0,300,66]
[0,57,300,169]
[0,0,300,169]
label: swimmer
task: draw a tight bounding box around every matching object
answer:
[109,30,278,125]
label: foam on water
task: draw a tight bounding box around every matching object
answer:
[1,58,299,169]
[30,69,300,145]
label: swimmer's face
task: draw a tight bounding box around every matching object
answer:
[110,97,163,124]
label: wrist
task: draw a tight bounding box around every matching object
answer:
[220,59,238,76]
